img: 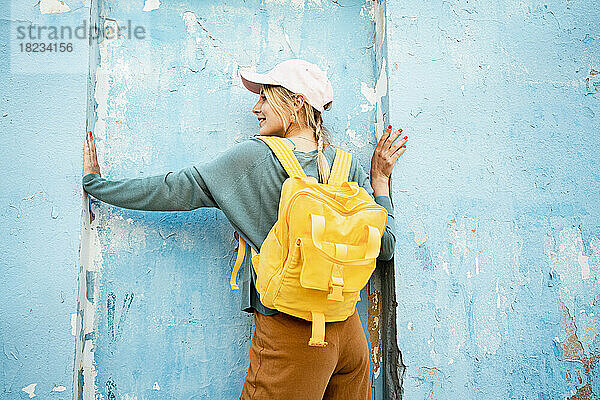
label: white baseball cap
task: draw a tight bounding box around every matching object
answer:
[240,59,333,113]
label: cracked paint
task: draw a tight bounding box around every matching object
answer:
[21,383,36,398]
[142,0,160,12]
[360,57,387,113]
[74,192,102,399]
[71,312,77,335]
[585,68,599,94]
[408,217,428,246]
[264,0,323,8]
[371,0,386,52]
[367,290,382,379]
[548,226,599,319]
[417,367,443,399]
[39,0,70,14]
[559,303,599,399]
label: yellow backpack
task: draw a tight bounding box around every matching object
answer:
[230,135,388,347]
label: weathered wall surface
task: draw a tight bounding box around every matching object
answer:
[0,1,90,399]
[2,0,598,398]
[386,0,600,398]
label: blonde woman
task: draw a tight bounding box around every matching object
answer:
[83,58,407,399]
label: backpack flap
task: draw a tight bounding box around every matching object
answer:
[297,213,383,297]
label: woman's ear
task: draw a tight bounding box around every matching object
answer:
[293,94,305,111]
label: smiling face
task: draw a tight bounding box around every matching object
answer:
[252,88,286,136]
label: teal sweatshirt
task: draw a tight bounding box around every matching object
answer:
[82,136,396,316]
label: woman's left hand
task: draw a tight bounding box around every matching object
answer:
[84,130,101,177]
[370,124,407,184]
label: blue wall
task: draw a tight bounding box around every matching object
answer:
[1,1,90,398]
[387,0,600,398]
[1,0,599,399]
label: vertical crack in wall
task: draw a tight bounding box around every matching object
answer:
[368,290,382,378]
[74,194,102,400]
[74,0,100,398]
[371,0,405,398]
[379,262,405,399]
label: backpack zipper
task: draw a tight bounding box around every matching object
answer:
[284,187,388,219]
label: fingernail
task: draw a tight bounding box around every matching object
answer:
[402,145,406,148]
[403,136,408,140]
[387,125,392,129]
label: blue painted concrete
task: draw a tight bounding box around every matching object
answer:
[0,1,90,398]
[2,0,598,398]
[386,0,600,398]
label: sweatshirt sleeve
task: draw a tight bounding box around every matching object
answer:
[82,167,218,211]
[81,139,266,212]
[352,157,396,261]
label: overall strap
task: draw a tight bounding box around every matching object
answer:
[254,135,307,179]
[308,311,328,347]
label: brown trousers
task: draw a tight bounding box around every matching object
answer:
[239,308,372,400]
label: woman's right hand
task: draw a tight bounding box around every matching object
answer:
[370,125,407,183]
[83,130,101,177]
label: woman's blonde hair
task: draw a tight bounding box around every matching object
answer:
[261,84,333,184]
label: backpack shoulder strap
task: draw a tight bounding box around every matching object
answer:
[327,148,352,186]
[254,135,307,178]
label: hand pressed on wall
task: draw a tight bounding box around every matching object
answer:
[83,130,101,177]
[370,124,407,185]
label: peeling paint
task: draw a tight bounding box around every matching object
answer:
[417,367,443,398]
[447,216,480,261]
[182,11,199,34]
[264,0,323,8]
[142,0,160,12]
[39,0,71,14]
[371,0,386,52]
[367,290,382,379]
[74,192,103,399]
[407,217,428,246]
[585,68,600,94]
[52,386,67,392]
[579,253,591,280]
[71,312,77,336]
[365,56,388,142]
[547,226,596,316]
[22,383,36,398]
[559,303,599,399]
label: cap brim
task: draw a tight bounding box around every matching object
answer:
[240,70,277,94]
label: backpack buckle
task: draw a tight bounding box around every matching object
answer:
[327,264,345,302]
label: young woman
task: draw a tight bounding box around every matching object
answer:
[83,58,407,400]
